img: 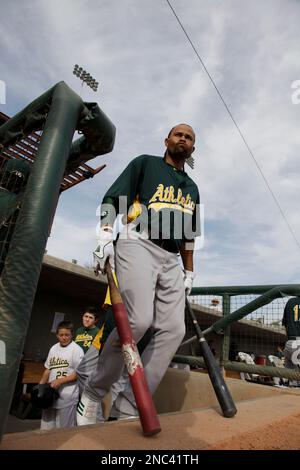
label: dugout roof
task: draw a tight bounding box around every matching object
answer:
[0,111,106,192]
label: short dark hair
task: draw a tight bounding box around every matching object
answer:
[56,320,74,334]
[83,306,99,320]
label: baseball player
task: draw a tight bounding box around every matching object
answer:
[282,297,300,386]
[39,321,84,429]
[77,123,200,424]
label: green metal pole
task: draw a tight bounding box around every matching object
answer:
[204,285,300,335]
[220,295,231,369]
[191,284,300,296]
[0,82,83,439]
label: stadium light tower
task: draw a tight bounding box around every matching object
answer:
[73,64,99,92]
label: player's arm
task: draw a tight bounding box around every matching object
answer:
[180,241,194,272]
[100,155,146,227]
[180,188,200,295]
[39,368,50,385]
[50,371,77,390]
[180,241,195,295]
[94,156,146,273]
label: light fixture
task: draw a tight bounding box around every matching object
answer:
[73,65,99,92]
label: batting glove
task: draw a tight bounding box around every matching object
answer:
[183,270,194,296]
[93,227,115,275]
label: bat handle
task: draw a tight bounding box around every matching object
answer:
[105,258,113,277]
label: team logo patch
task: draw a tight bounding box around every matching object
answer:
[100,210,109,220]
[122,342,142,375]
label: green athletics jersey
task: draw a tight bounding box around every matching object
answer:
[282,297,300,339]
[75,326,99,353]
[102,155,200,251]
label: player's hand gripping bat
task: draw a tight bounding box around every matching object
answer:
[185,298,237,418]
[105,261,161,436]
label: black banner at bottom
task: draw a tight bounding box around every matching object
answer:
[0,450,298,465]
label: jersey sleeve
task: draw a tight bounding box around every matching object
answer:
[192,190,201,238]
[91,323,105,350]
[183,188,201,242]
[100,155,146,226]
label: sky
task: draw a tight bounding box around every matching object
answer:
[1,0,300,287]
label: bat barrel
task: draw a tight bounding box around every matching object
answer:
[129,369,161,435]
[113,303,161,435]
[105,262,161,436]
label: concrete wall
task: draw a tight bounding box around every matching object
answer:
[102,367,298,420]
[153,368,294,414]
[22,256,107,361]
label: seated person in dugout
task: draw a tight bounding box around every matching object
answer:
[74,307,100,354]
[274,344,285,361]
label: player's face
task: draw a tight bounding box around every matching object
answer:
[82,312,96,329]
[57,328,72,347]
[165,124,195,159]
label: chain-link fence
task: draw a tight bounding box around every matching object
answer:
[182,293,287,361]
[228,294,286,361]
[176,287,300,386]
[182,294,223,357]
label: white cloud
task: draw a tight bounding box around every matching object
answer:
[46,214,97,266]
[2,0,300,287]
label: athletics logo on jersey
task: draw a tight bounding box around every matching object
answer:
[148,184,195,215]
[49,357,70,369]
[96,196,204,250]
[100,210,109,220]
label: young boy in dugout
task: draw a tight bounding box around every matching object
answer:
[74,307,100,354]
[39,320,84,429]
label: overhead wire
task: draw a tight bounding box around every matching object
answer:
[166,0,300,251]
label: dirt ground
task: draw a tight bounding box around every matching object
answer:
[2,394,300,450]
[216,414,300,450]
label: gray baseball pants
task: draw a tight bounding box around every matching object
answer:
[85,235,185,415]
[77,344,129,421]
[284,338,300,386]
[40,404,77,429]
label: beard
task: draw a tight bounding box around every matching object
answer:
[168,144,191,160]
